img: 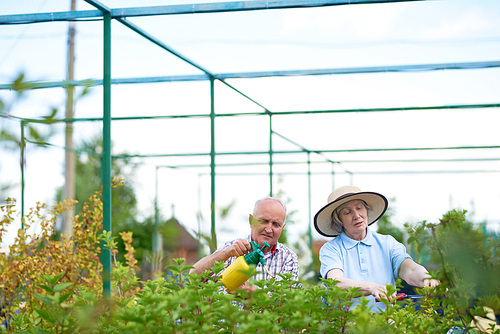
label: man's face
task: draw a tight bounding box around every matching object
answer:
[249,199,286,251]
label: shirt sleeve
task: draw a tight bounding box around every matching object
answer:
[283,251,300,282]
[388,236,412,278]
[319,240,343,279]
[214,239,239,269]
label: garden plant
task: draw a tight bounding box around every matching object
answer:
[1,182,499,333]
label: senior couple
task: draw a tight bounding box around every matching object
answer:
[190,185,439,312]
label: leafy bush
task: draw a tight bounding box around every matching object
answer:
[1,192,499,333]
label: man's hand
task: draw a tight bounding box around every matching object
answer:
[224,239,252,259]
[190,239,252,275]
[227,282,257,299]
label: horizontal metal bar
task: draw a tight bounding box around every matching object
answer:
[3,103,499,124]
[113,0,426,17]
[191,170,500,179]
[110,145,500,159]
[2,60,499,89]
[0,0,427,24]
[23,136,500,159]
[0,10,103,24]
[217,61,500,79]
[155,157,500,168]
[267,103,500,116]
[197,170,500,176]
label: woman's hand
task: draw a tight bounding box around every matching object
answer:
[370,282,396,302]
[422,278,440,288]
[399,259,441,288]
[327,269,397,302]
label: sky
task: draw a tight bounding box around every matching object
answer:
[1,0,500,263]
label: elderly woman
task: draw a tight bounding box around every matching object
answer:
[314,185,439,312]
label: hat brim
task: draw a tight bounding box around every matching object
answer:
[314,192,388,237]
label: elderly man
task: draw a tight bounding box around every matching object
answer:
[190,196,300,293]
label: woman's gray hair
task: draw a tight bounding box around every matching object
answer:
[330,199,371,234]
[254,196,287,216]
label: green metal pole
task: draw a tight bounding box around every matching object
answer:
[197,174,202,259]
[331,163,335,191]
[307,152,313,274]
[154,166,159,253]
[101,11,112,299]
[269,115,273,196]
[20,120,26,227]
[210,77,217,251]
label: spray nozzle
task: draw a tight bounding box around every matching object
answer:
[249,241,270,252]
[244,241,270,266]
[245,241,275,278]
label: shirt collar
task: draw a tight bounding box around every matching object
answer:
[247,235,279,254]
[340,227,374,249]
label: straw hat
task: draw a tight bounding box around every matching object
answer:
[314,185,388,237]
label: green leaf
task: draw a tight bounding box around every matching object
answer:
[44,272,64,286]
[33,294,55,306]
[53,282,74,292]
[80,86,90,97]
[165,265,181,273]
[28,125,41,141]
[41,108,58,124]
[59,291,73,304]
[180,265,195,272]
[35,309,57,324]
[36,284,54,294]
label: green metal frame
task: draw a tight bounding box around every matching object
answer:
[2,0,500,297]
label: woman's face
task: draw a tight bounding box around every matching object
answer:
[338,199,368,240]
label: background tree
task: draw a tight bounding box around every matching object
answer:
[55,134,146,266]
[375,197,404,243]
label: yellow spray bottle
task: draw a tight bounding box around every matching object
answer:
[219,241,270,291]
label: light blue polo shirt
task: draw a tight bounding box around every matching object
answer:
[319,227,411,312]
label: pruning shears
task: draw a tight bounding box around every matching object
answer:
[375,293,423,302]
[395,293,424,300]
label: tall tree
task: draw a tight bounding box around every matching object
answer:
[55,135,139,233]
[375,197,404,243]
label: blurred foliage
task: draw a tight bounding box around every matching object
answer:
[406,209,500,317]
[275,175,298,246]
[2,187,500,332]
[376,197,404,243]
[56,135,139,232]
[0,72,91,201]
[55,135,144,267]
[196,201,236,255]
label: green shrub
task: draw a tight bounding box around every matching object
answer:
[1,192,499,333]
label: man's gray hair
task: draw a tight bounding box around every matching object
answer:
[331,199,371,234]
[254,196,287,217]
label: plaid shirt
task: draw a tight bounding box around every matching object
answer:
[215,235,300,282]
